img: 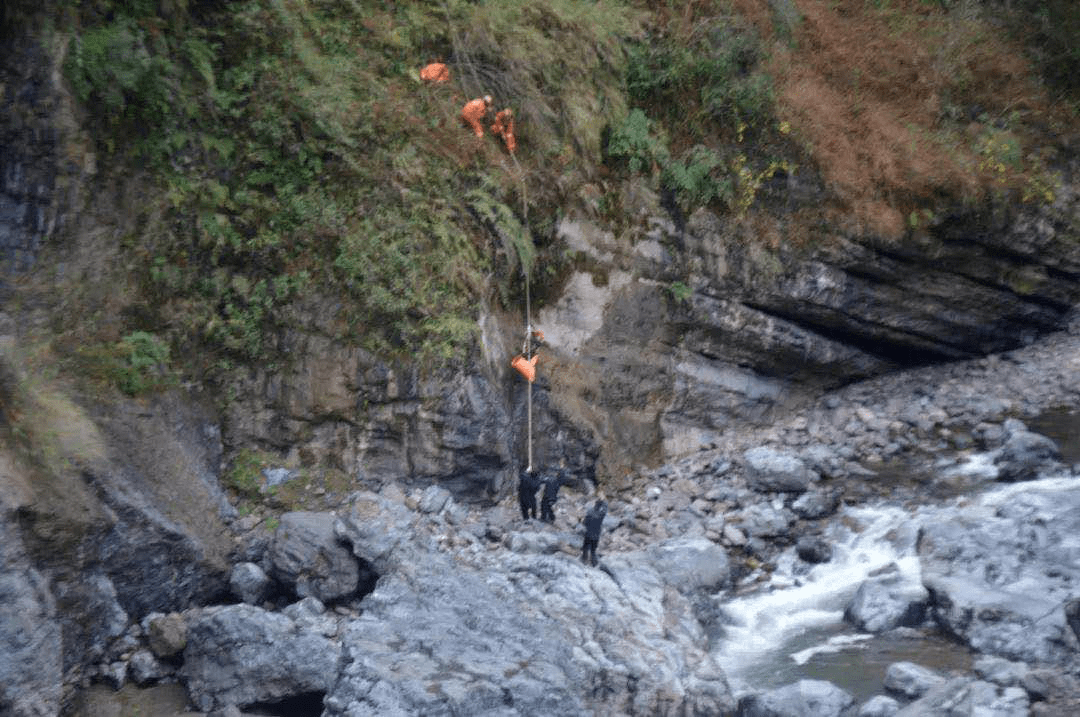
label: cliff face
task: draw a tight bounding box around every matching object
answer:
[1,2,1079,707]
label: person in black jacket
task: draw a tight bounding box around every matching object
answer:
[539,470,571,524]
[581,499,607,566]
[517,467,542,521]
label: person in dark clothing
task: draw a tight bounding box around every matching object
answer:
[539,470,571,523]
[581,499,607,566]
[517,467,542,520]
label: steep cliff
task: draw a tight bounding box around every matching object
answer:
[1,1,1079,708]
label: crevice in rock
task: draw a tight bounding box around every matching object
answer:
[247,691,326,717]
[743,301,964,367]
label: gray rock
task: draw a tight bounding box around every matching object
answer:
[508,530,567,555]
[895,677,1028,717]
[145,612,186,659]
[994,421,1061,482]
[128,649,168,685]
[418,485,452,514]
[334,492,415,573]
[883,661,944,699]
[207,706,243,717]
[919,482,1080,664]
[795,536,832,564]
[857,694,899,717]
[744,447,819,493]
[646,537,730,592]
[262,466,295,490]
[181,603,341,711]
[270,511,360,602]
[723,524,748,547]
[0,522,62,717]
[738,503,795,538]
[844,564,928,632]
[973,655,1030,687]
[324,499,735,716]
[737,679,854,716]
[229,562,270,605]
[791,490,839,519]
[99,660,127,690]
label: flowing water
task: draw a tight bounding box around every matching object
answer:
[712,425,1080,704]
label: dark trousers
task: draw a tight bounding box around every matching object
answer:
[519,493,537,520]
[540,499,556,523]
[582,536,598,566]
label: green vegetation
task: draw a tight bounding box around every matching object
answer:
[54,0,1069,386]
[223,447,275,499]
[61,0,647,374]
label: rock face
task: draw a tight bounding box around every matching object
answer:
[918,479,1080,665]
[0,383,233,699]
[180,603,341,712]
[0,520,61,717]
[323,492,735,716]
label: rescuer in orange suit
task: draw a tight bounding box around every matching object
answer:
[491,108,516,153]
[461,95,492,137]
[419,62,450,83]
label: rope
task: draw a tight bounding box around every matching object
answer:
[511,151,533,472]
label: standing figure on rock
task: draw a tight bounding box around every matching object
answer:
[540,470,571,524]
[461,95,492,138]
[518,466,542,521]
[581,499,607,567]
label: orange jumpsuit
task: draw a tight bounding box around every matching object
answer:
[511,354,539,383]
[492,109,517,153]
[461,97,490,137]
[419,62,450,83]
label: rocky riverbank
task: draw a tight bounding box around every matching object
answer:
[33,312,1080,716]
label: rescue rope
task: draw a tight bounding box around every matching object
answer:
[511,151,533,472]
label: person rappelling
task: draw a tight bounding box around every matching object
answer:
[491,107,516,153]
[461,95,493,137]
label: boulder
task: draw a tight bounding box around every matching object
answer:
[646,537,730,592]
[883,661,944,699]
[795,535,832,564]
[229,562,270,605]
[738,503,795,538]
[144,612,186,659]
[918,481,1080,664]
[844,563,928,632]
[744,447,819,493]
[737,679,854,717]
[128,649,169,685]
[973,655,1029,688]
[180,603,341,711]
[895,678,1028,717]
[269,511,359,602]
[791,490,839,519]
[994,420,1062,482]
[857,695,899,717]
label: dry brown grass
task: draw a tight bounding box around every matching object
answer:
[735,0,1062,237]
